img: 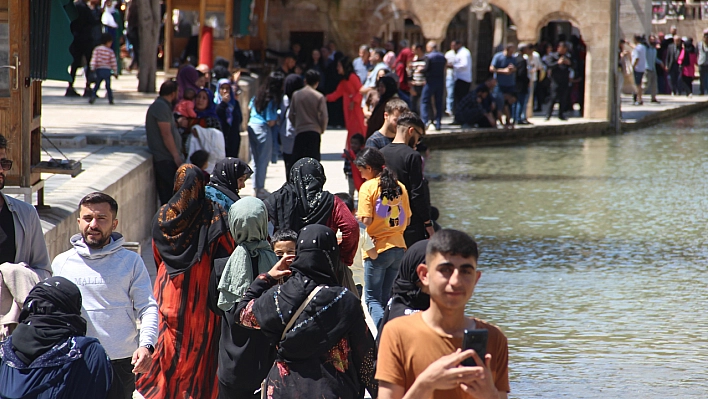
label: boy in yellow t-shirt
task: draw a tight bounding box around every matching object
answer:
[355,147,411,330]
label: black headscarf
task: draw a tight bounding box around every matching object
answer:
[208,157,253,203]
[264,157,335,232]
[12,277,87,364]
[366,73,399,137]
[284,74,304,99]
[153,164,230,276]
[382,240,430,327]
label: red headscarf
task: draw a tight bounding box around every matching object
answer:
[395,47,414,92]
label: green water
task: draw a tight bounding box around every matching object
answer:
[426,114,708,398]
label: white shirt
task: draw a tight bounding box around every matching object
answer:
[453,46,473,83]
[528,51,544,82]
[632,43,647,73]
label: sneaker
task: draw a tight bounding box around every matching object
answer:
[109,100,114,105]
[64,88,80,97]
[82,89,92,98]
[88,96,96,104]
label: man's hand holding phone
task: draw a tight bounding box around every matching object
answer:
[459,351,499,399]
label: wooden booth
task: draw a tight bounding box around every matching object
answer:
[163,0,267,72]
[2,0,78,205]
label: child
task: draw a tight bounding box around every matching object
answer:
[189,150,210,180]
[342,133,366,198]
[175,88,198,118]
[89,32,118,105]
[271,229,297,259]
[354,148,411,329]
[335,192,377,297]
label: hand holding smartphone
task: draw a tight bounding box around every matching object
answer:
[461,329,488,367]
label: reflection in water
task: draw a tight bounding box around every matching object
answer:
[426,114,708,398]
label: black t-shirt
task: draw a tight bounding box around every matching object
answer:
[380,143,431,225]
[0,202,16,264]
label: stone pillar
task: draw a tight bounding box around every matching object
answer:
[468,9,480,83]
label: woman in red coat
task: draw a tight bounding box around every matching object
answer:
[327,57,367,150]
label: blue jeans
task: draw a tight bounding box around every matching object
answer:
[364,247,404,329]
[421,84,443,129]
[514,92,529,122]
[92,68,113,102]
[446,70,455,114]
[248,124,272,189]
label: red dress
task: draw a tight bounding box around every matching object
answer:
[136,235,235,399]
[327,73,367,149]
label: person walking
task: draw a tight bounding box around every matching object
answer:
[215,78,243,158]
[66,0,102,97]
[248,72,283,199]
[645,36,662,103]
[280,74,305,178]
[235,224,377,399]
[421,41,447,131]
[698,31,708,95]
[544,42,574,120]
[0,134,51,341]
[145,81,183,205]
[289,70,328,163]
[208,197,280,398]
[354,147,411,329]
[513,44,531,124]
[631,35,647,105]
[326,57,366,150]
[665,35,683,95]
[679,37,697,97]
[0,277,113,399]
[51,192,158,399]
[88,33,118,105]
[136,164,235,399]
[380,112,435,246]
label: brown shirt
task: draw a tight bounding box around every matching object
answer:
[376,312,510,398]
[289,85,328,134]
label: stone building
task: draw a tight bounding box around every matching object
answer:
[263,0,616,120]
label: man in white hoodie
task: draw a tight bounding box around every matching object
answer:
[52,192,158,399]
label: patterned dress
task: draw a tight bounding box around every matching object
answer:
[136,236,234,399]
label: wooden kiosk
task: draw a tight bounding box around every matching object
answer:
[2,0,79,205]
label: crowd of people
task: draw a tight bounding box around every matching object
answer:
[621,26,708,106]
[0,56,510,398]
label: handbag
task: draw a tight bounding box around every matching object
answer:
[260,285,325,399]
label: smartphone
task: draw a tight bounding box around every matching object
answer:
[461,329,488,367]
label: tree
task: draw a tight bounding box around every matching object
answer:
[136,0,160,93]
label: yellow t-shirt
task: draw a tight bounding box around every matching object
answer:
[357,177,411,257]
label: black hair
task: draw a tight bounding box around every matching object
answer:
[305,69,321,86]
[190,150,209,168]
[372,48,386,59]
[339,56,355,78]
[334,192,355,212]
[354,147,401,201]
[476,85,490,94]
[350,133,365,146]
[430,206,440,221]
[100,32,114,45]
[427,229,479,260]
[79,192,118,217]
[396,111,426,133]
[214,56,230,69]
[0,134,6,149]
[159,80,178,97]
[255,71,284,114]
[183,88,196,100]
[413,43,424,51]
[272,229,298,245]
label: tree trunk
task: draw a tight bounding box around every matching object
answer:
[136,0,160,93]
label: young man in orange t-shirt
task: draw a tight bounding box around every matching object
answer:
[376,229,510,399]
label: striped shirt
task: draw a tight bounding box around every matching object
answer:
[90,45,117,71]
[410,57,426,86]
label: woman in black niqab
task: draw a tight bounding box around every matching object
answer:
[12,277,87,364]
[235,225,378,399]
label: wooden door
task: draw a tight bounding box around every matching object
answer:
[2,0,34,187]
[204,0,233,66]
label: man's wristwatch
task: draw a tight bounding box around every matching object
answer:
[142,344,155,354]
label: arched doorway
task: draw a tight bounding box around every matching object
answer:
[537,20,587,117]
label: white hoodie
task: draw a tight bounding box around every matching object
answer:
[51,233,158,360]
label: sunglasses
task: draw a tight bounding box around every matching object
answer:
[0,159,11,171]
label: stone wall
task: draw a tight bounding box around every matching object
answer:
[620,0,653,38]
[41,148,156,260]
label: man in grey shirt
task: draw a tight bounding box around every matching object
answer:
[145,81,183,204]
[289,69,328,162]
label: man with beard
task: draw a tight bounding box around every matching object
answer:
[380,112,435,246]
[52,192,158,399]
[146,81,183,205]
[0,134,51,341]
[365,98,409,150]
